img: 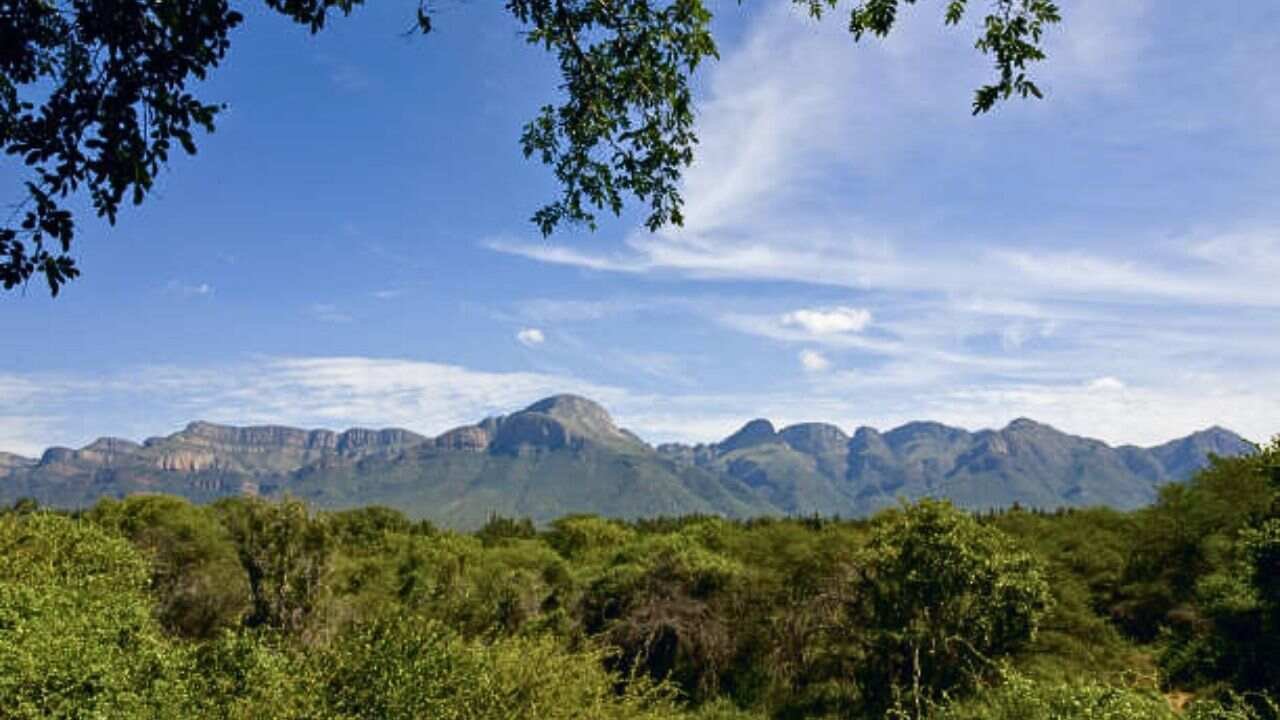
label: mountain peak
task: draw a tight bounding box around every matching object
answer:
[1148,426,1255,479]
[1190,425,1250,443]
[523,394,620,433]
[720,419,778,453]
[489,394,636,453]
[1004,417,1059,434]
[83,437,142,454]
[779,423,850,456]
[182,420,234,435]
[0,451,35,470]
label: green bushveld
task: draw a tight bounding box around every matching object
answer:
[0,439,1277,719]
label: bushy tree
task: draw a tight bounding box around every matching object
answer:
[847,500,1052,715]
[990,507,1148,682]
[935,675,1277,720]
[314,614,680,720]
[1119,444,1276,641]
[183,631,322,719]
[580,528,746,697]
[475,513,538,547]
[88,494,251,638]
[0,513,186,718]
[325,505,415,548]
[933,672,1172,720]
[211,496,332,637]
[1155,440,1280,696]
[547,514,638,560]
[379,529,573,637]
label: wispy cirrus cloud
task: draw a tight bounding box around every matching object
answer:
[485,1,1278,310]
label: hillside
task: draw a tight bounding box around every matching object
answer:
[0,394,1255,528]
[657,417,1253,516]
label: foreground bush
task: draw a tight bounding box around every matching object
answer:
[0,512,691,719]
[934,673,1278,720]
[0,513,185,718]
[314,615,680,720]
[933,673,1174,720]
[852,500,1053,713]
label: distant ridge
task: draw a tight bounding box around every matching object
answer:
[0,395,1256,528]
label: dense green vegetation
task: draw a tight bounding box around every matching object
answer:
[1,439,1277,718]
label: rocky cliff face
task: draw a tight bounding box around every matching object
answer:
[433,425,491,452]
[13,421,429,479]
[157,422,425,461]
[0,452,35,471]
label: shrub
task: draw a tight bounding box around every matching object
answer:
[0,513,186,718]
[314,615,679,719]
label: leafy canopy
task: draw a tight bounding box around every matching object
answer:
[2,0,1060,295]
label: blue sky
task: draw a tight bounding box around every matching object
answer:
[3,0,1279,456]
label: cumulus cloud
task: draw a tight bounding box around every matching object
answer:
[1088,376,1126,392]
[516,328,546,347]
[781,306,873,335]
[799,349,831,372]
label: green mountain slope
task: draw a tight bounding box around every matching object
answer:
[0,394,1256,528]
[657,416,1255,516]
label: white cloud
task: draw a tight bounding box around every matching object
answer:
[311,304,353,323]
[0,415,61,458]
[1000,319,1057,351]
[799,349,831,372]
[516,328,546,347]
[485,238,650,274]
[165,280,213,297]
[1187,230,1280,277]
[1045,0,1153,96]
[1088,376,1126,392]
[719,310,1033,372]
[781,306,872,335]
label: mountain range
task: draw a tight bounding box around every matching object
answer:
[0,395,1255,528]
